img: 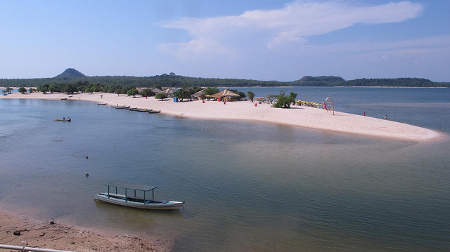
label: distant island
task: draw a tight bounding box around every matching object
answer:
[1,68,449,88]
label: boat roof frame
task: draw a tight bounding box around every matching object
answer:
[106,184,158,200]
[107,184,157,192]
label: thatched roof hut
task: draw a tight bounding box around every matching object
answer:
[191,90,205,100]
[211,89,239,98]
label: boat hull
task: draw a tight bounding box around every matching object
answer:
[95,193,184,210]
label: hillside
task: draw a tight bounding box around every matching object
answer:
[54,68,86,79]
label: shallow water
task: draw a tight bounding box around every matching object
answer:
[0,87,449,251]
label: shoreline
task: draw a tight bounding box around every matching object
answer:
[1,92,444,141]
[0,209,170,252]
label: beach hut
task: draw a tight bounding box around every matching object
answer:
[191,90,205,100]
[162,88,175,97]
[211,89,240,101]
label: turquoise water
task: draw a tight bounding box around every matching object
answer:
[0,87,449,251]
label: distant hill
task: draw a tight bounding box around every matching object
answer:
[291,76,345,86]
[54,68,86,79]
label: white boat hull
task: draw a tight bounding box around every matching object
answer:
[95,193,184,210]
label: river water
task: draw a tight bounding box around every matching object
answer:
[0,87,449,251]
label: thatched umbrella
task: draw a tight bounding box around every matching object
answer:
[211,89,239,98]
[191,90,205,100]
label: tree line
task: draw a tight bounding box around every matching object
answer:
[1,74,449,88]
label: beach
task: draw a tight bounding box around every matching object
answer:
[0,210,170,252]
[1,91,443,141]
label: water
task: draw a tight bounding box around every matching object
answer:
[0,87,449,251]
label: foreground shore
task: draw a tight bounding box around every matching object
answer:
[0,210,170,252]
[1,92,444,141]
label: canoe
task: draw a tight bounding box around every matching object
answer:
[148,109,161,114]
[95,185,184,210]
[55,118,71,122]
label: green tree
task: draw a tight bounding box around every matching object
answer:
[202,87,220,95]
[37,84,49,94]
[288,92,297,105]
[48,84,60,93]
[18,87,27,94]
[173,88,193,101]
[114,87,123,95]
[230,89,246,100]
[127,89,139,97]
[63,84,78,94]
[29,87,36,93]
[247,91,255,102]
[85,87,94,93]
[140,88,155,97]
[152,84,162,90]
[273,91,297,108]
[155,93,168,100]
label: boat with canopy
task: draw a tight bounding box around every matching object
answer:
[95,184,184,210]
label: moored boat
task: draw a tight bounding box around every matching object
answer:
[55,118,71,122]
[95,185,184,210]
[148,109,161,114]
[111,105,128,109]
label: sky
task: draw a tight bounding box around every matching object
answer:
[1,0,449,82]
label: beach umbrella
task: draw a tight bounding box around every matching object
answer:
[211,89,239,98]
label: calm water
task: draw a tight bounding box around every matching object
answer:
[0,87,449,251]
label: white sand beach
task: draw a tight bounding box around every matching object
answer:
[1,91,443,141]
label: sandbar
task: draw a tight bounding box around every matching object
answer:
[1,92,444,141]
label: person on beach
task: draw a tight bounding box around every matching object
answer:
[385,115,388,120]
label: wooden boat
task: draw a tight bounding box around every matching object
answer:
[55,118,71,122]
[95,185,184,210]
[137,108,150,112]
[97,103,107,105]
[111,105,128,109]
[148,109,161,114]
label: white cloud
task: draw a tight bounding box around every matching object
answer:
[158,1,423,56]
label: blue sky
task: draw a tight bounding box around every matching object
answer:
[1,0,449,81]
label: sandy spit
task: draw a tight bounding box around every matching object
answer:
[1,92,444,141]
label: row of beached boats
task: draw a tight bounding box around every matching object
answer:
[111,105,161,113]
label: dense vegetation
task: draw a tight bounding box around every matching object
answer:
[1,69,449,88]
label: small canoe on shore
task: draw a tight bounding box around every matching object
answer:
[95,185,184,210]
[148,109,161,114]
[111,105,129,109]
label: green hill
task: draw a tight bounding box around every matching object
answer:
[54,68,86,79]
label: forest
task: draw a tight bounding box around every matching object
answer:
[1,70,449,88]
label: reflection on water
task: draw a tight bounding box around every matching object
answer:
[1,88,449,251]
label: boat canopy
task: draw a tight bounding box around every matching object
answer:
[106,184,157,201]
